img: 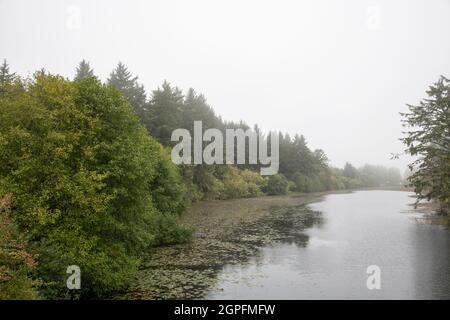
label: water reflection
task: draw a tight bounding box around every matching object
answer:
[266,205,324,247]
[119,202,324,299]
[207,191,450,299]
[411,222,450,299]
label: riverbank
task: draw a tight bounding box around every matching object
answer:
[410,200,450,228]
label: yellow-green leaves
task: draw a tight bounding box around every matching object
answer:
[0,74,189,298]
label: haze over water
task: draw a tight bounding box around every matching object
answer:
[207,191,450,299]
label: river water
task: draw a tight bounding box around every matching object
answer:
[206,191,450,299]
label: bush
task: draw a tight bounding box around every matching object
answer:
[150,213,193,246]
[287,180,296,192]
[240,169,266,197]
[266,174,289,195]
[215,167,265,199]
[292,172,308,192]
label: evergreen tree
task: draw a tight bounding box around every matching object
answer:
[343,162,358,178]
[108,62,147,121]
[147,81,184,145]
[0,59,16,96]
[182,88,220,131]
[401,76,450,213]
[74,59,94,81]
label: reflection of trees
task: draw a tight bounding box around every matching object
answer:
[120,204,325,299]
[267,205,324,247]
[411,224,450,299]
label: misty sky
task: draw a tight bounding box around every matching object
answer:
[1,0,450,172]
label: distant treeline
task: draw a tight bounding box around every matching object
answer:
[0,59,402,299]
[92,60,403,199]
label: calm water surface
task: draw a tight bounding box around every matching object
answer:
[206,191,450,299]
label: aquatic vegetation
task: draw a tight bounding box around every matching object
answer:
[117,194,324,299]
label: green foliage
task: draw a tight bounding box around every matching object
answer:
[147,81,185,145]
[180,166,265,201]
[0,74,189,298]
[0,59,16,92]
[219,167,265,199]
[266,174,289,195]
[343,162,358,178]
[179,166,206,203]
[0,60,22,98]
[150,146,186,216]
[1,59,418,300]
[292,172,309,192]
[182,88,221,132]
[74,60,95,81]
[108,62,147,121]
[401,76,450,213]
[191,165,225,200]
[240,169,267,197]
[0,194,40,299]
[149,213,193,246]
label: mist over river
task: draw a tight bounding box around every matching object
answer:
[119,190,449,300]
[206,191,450,299]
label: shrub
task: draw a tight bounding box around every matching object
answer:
[216,167,265,199]
[292,172,308,192]
[240,169,266,197]
[266,174,289,195]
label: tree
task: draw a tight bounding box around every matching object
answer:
[0,74,188,297]
[74,59,94,81]
[400,76,450,214]
[0,194,40,299]
[0,59,17,96]
[266,174,289,195]
[108,62,147,121]
[343,162,358,179]
[182,88,221,132]
[147,81,184,145]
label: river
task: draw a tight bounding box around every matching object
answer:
[205,190,450,299]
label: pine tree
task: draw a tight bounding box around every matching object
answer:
[0,59,16,96]
[74,59,94,81]
[343,162,358,178]
[401,76,450,213]
[147,81,184,145]
[182,88,220,131]
[108,62,147,121]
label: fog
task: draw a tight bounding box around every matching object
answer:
[1,0,450,171]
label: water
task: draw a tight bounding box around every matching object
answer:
[206,191,450,299]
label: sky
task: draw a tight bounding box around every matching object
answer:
[1,0,450,172]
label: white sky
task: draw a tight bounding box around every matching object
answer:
[1,0,450,171]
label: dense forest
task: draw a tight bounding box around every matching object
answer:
[95,60,403,199]
[0,59,404,299]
